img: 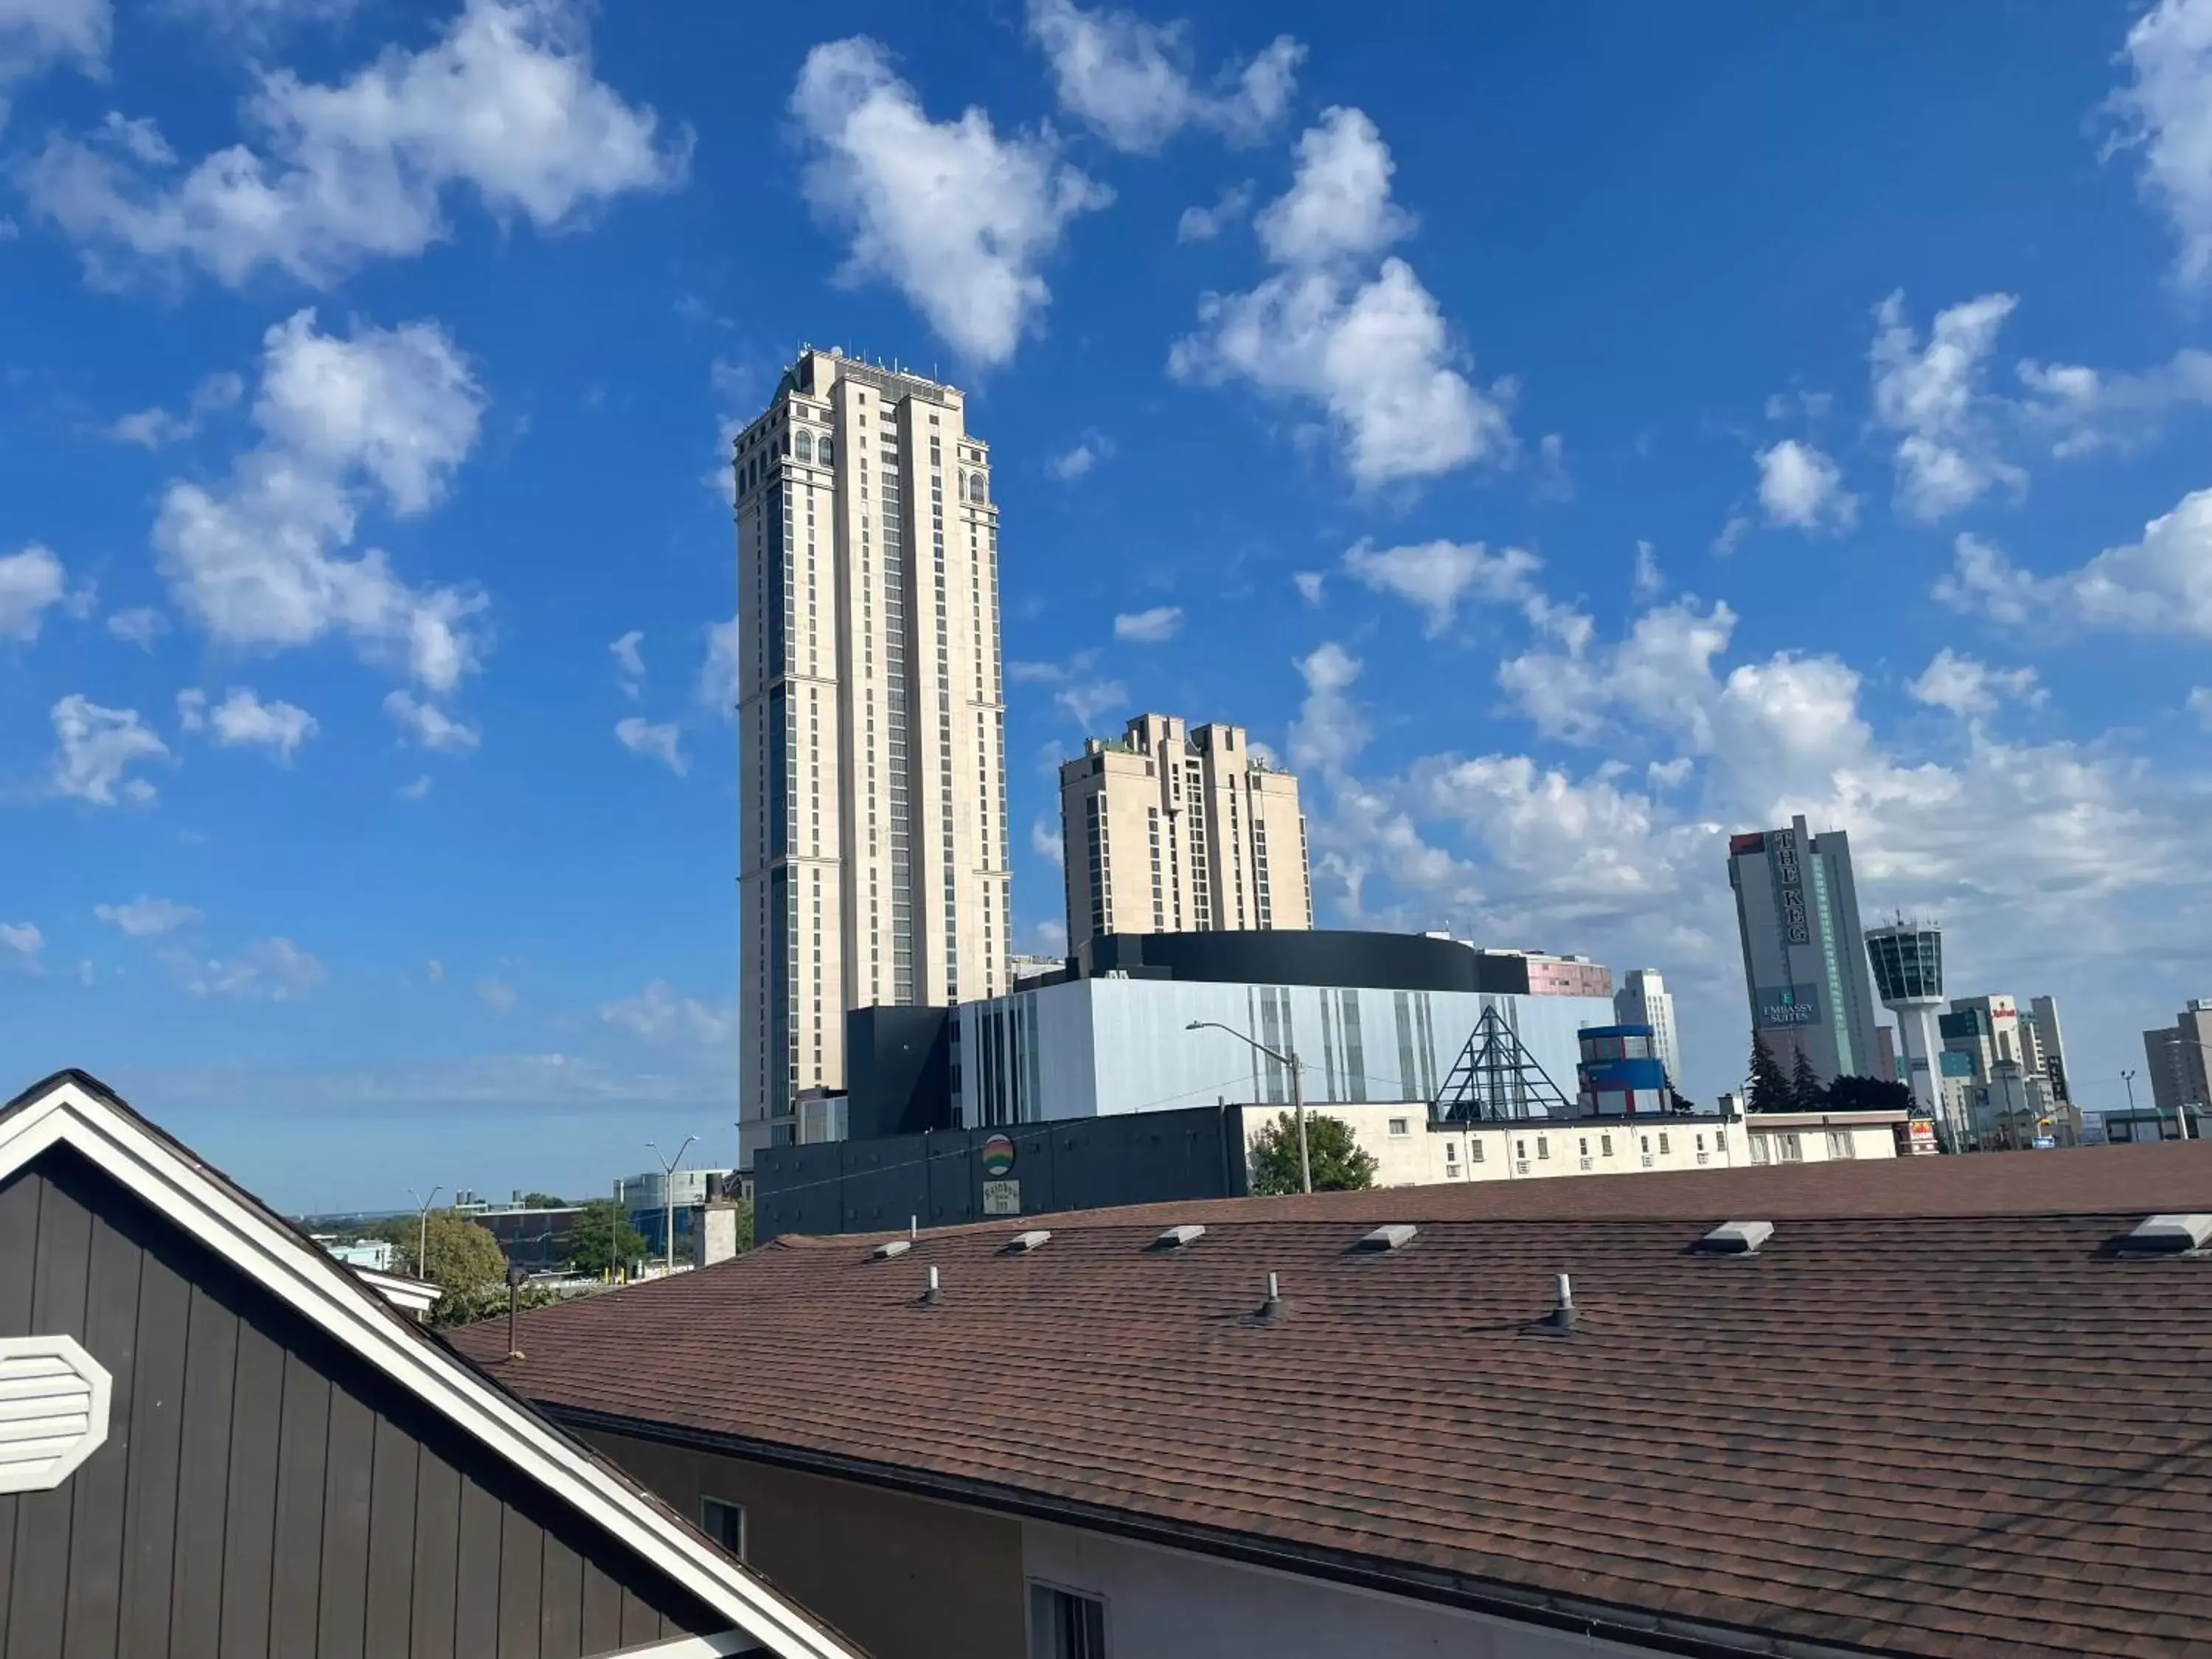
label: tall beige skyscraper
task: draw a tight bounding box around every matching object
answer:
[1059,712,1311,956]
[734,348,1009,1164]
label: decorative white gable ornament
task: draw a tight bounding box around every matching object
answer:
[0,1335,113,1493]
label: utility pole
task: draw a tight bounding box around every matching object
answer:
[406,1186,443,1279]
[1186,1021,1310,1193]
[647,1136,697,1276]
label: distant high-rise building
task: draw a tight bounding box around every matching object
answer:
[1058,712,1310,955]
[2144,999,2212,1118]
[1937,993,2076,1150]
[1726,816,1882,1084]
[1865,919,1944,1116]
[1613,969,1681,1086]
[734,347,1010,1165]
[2028,995,2071,1105]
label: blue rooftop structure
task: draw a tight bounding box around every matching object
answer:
[1576,1023,1672,1115]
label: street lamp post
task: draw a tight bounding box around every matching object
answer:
[646,1135,698,1276]
[406,1185,443,1279]
[1186,1021,1309,1194]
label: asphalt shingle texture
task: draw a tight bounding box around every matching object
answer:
[454,1141,2212,1658]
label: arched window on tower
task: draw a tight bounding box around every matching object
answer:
[794,429,814,464]
[968,471,987,504]
[817,436,834,465]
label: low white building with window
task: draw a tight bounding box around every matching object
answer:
[1247,1098,1768,1187]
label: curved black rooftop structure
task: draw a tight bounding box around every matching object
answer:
[1075,929,1539,995]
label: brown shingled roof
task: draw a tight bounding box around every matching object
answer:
[454,1143,2212,1658]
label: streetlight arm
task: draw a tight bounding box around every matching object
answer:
[1182,1021,1310,1196]
[1184,1020,1292,1070]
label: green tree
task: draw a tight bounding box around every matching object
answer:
[565,1199,647,1276]
[393,1210,507,1294]
[1826,1074,1916,1113]
[1790,1048,1828,1111]
[1667,1088,1700,1114]
[1747,1037,1793,1114]
[1248,1112,1378,1196]
[720,1198,755,1259]
[375,1210,510,1327]
[429,1280,563,1331]
[515,1192,568,1208]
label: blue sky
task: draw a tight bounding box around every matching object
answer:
[4,0,2210,1209]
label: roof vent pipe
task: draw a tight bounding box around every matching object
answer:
[919,1265,941,1307]
[1255,1271,1284,1322]
[909,1215,917,1239]
[1539,1272,1576,1337]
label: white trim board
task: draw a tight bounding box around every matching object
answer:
[0,1074,857,1659]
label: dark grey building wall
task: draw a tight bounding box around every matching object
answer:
[1077,929,1491,993]
[755,1105,1245,1242]
[0,1146,721,1659]
[843,1006,953,1139]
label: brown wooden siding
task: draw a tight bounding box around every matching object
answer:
[0,1147,725,1659]
[581,1428,1026,1659]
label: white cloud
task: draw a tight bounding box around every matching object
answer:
[181,686,319,759]
[1053,678,1126,728]
[1031,815,1063,867]
[162,0,364,36]
[397,773,434,799]
[1498,597,1735,745]
[615,716,686,775]
[1906,647,2044,718]
[1273,549,2212,1093]
[598,980,729,1046]
[475,975,517,1012]
[171,935,325,1000]
[698,616,737,717]
[1869,290,2024,521]
[1287,641,1366,774]
[1113,604,1183,643]
[1632,540,1663,600]
[2015,347,2212,457]
[2113,0,2212,288]
[1764,388,1833,422]
[0,544,66,640]
[1293,569,1324,606]
[2190,686,2212,728]
[94,896,199,936]
[1027,0,1301,153]
[0,0,106,110]
[1172,108,1512,487]
[23,0,686,288]
[610,627,644,698]
[1177,179,1251,243]
[1340,538,1541,636]
[155,310,488,690]
[1937,490,2212,640]
[1754,439,1858,532]
[1047,430,1113,480]
[384,688,479,751]
[105,605,169,647]
[49,694,167,804]
[108,372,242,448]
[1255,105,1411,265]
[790,35,1110,366]
[0,922,43,967]
[1009,659,1070,684]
